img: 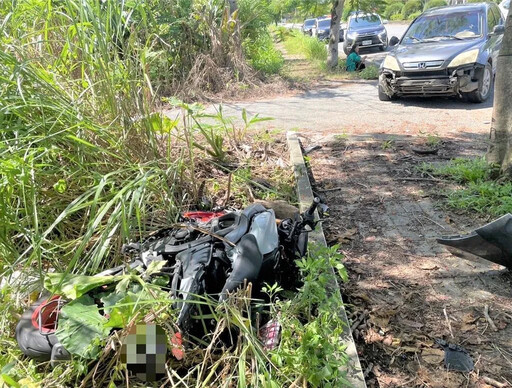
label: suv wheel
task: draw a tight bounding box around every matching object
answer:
[378,84,396,101]
[464,63,492,103]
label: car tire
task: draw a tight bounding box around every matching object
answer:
[463,63,493,103]
[378,84,396,101]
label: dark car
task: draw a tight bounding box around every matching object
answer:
[302,18,316,35]
[312,17,344,42]
[343,13,388,55]
[379,3,505,102]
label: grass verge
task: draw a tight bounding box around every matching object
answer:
[418,158,512,216]
[281,30,380,82]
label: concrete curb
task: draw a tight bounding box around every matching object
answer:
[287,131,367,388]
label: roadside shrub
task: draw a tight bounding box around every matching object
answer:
[402,0,422,18]
[385,3,405,19]
[284,31,327,62]
[424,0,447,10]
[391,13,405,20]
[359,65,379,79]
[306,36,328,61]
[408,10,422,19]
[244,34,284,75]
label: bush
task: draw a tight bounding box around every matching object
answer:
[244,33,284,75]
[402,0,422,18]
[385,2,405,19]
[408,10,422,19]
[424,0,447,10]
[391,13,405,20]
[284,31,327,62]
[359,65,379,80]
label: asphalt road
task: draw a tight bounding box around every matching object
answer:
[211,82,494,139]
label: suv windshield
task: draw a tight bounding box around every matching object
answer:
[317,19,331,28]
[349,14,382,29]
[403,11,482,42]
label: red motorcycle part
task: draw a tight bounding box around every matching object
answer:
[183,211,225,223]
[31,295,63,334]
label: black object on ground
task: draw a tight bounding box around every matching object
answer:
[303,145,322,155]
[436,339,474,372]
[437,214,512,269]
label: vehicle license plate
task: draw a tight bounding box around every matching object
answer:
[362,40,372,46]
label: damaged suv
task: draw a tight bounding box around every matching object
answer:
[379,3,505,103]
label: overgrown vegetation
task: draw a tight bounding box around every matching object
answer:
[284,30,328,62]
[0,1,303,386]
[1,244,349,387]
[283,30,379,80]
[419,158,512,216]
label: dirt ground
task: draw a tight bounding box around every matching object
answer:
[305,132,512,388]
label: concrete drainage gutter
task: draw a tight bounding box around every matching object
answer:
[287,131,366,387]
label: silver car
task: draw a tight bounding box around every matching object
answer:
[379,3,505,103]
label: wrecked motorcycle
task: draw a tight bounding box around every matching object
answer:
[16,198,320,364]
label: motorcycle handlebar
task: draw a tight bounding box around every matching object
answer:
[305,197,321,217]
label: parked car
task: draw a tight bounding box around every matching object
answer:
[343,13,388,55]
[378,3,505,103]
[302,18,316,35]
[499,0,509,17]
[312,17,344,42]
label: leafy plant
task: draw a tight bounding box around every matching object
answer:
[270,244,350,387]
[381,138,396,150]
[359,65,379,80]
[421,158,494,183]
[385,2,405,19]
[244,33,285,75]
[402,0,422,18]
[284,31,327,62]
[424,0,447,10]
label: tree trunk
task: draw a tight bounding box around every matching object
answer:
[327,0,345,70]
[486,11,512,176]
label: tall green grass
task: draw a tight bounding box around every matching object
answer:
[283,31,328,62]
[0,0,189,282]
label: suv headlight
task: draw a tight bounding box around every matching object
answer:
[382,55,400,71]
[448,49,479,67]
[347,31,357,39]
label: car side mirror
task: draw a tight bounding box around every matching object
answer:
[493,25,505,35]
[389,36,400,46]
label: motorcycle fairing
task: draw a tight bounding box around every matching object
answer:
[437,213,512,268]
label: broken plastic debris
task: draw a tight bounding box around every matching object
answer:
[436,339,474,372]
[259,319,281,351]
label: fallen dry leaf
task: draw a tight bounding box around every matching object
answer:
[399,318,424,329]
[419,262,439,270]
[421,348,444,365]
[364,328,384,344]
[337,227,358,244]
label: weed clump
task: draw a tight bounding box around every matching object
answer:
[420,158,511,216]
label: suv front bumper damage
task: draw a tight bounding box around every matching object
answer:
[379,64,483,97]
